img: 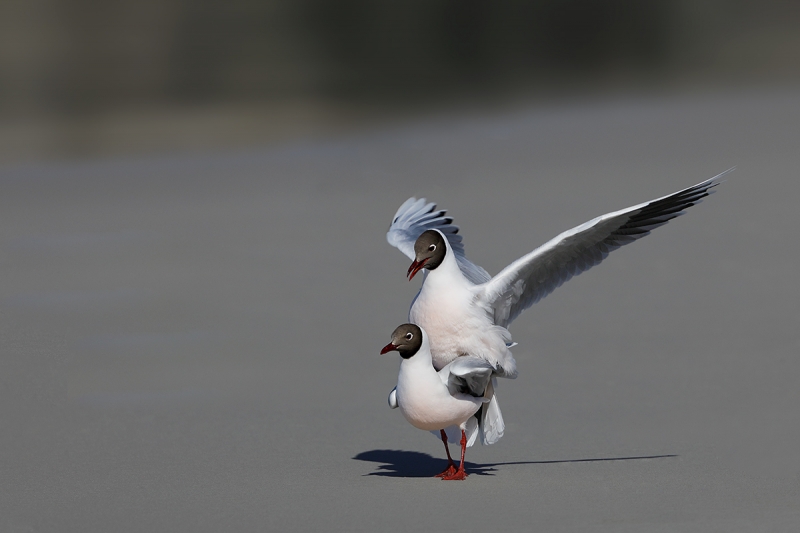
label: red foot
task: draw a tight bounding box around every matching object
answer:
[440,469,468,481]
[434,464,457,478]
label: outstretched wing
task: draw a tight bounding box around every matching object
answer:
[387,198,490,284]
[480,169,730,327]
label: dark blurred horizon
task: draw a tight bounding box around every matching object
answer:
[1,0,799,163]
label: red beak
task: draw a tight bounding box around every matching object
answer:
[407,258,428,280]
[380,343,397,355]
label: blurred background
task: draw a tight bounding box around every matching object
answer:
[1,0,799,164]
[3,2,800,531]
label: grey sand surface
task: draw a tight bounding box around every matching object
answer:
[2,88,799,531]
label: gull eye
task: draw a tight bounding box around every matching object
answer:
[405,332,413,340]
[428,244,436,252]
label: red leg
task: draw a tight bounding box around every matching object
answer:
[441,430,468,480]
[434,429,458,478]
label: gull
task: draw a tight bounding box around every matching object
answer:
[386,170,728,439]
[381,323,500,480]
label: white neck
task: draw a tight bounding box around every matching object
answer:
[401,332,433,369]
[424,234,469,290]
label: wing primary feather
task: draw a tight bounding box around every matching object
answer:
[482,171,728,327]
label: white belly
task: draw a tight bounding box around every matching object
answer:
[410,287,513,374]
[397,367,481,431]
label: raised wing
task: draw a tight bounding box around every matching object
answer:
[387,198,490,284]
[480,170,730,327]
[443,356,495,398]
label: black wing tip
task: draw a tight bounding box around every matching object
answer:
[613,169,728,238]
[700,167,733,189]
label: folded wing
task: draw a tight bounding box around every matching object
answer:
[480,169,730,327]
[441,357,505,445]
[443,356,495,398]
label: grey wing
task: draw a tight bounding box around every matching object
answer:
[387,197,490,284]
[443,356,495,398]
[480,169,730,328]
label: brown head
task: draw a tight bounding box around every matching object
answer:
[407,230,447,280]
[380,323,423,359]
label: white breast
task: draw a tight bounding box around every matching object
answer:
[396,357,482,432]
[410,257,516,377]
[410,287,491,368]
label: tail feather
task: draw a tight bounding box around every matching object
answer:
[479,378,505,445]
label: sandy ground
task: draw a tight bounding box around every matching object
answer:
[1,87,799,532]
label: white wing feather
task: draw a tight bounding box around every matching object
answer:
[387,198,490,284]
[479,378,504,445]
[443,356,495,398]
[480,169,730,327]
[430,357,497,447]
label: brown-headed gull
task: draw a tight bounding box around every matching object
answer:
[386,170,728,445]
[381,323,501,480]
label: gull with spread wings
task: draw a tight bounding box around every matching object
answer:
[385,170,729,446]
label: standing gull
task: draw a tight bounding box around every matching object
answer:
[381,323,498,480]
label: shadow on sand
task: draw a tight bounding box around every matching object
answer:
[353,449,678,477]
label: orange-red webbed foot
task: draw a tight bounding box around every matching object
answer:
[440,468,468,481]
[434,464,458,478]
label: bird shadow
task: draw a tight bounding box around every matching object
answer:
[353,449,678,478]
